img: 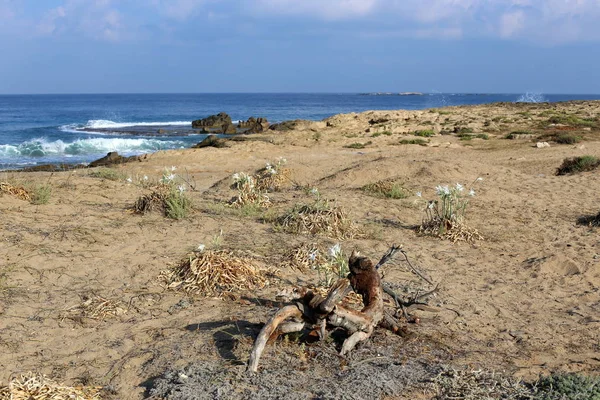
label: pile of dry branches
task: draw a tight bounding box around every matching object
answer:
[160,250,274,297]
[0,372,102,400]
[277,201,361,239]
[0,182,31,201]
[133,189,168,215]
[61,293,127,322]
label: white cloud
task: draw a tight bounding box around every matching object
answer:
[255,0,378,20]
[36,0,124,41]
[499,10,525,38]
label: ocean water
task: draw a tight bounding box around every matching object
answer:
[1,93,599,170]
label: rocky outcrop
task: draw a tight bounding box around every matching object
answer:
[238,117,269,133]
[89,152,143,167]
[192,112,232,129]
[192,135,229,149]
[269,120,309,132]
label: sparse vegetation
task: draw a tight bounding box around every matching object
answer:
[546,113,598,128]
[454,126,474,134]
[476,133,489,140]
[89,168,127,181]
[398,138,429,145]
[344,141,372,149]
[419,180,483,242]
[412,129,435,137]
[556,156,600,175]
[553,133,581,144]
[134,167,193,219]
[371,130,392,137]
[30,184,52,205]
[362,180,409,199]
[506,130,533,139]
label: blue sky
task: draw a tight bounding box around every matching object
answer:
[1,0,599,94]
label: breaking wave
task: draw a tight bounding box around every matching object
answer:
[516,92,547,103]
[0,137,187,158]
[60,119,192,132]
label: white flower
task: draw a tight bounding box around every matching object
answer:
[476,177,483,181]
[232,173,240,181]
[197,244,206,252]
[428,201,435,209]
[177,185,185,193]
[329,243,342,258]
[126,177,132,183]
[455,183,464,192]
[310,188,319,196]
[308,251,317,261]
[436,185,450,196]
[469,189,476,197]
[265,163,272,170]
[416,191,422,198]
[166,174,175,181]
[171,166,177,171]
[143,175,148,181]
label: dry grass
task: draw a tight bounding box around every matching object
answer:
[430,367,533,400]
[276,200,361,239]
[280,242,327,271]
[160,250,275,297]
[0,372,102,400]
[133,190,168,215]
[61,294,127,321]
[0,182,31,201]
[254,167,292,192]
[361,179,409,199]
[419,219,483,243]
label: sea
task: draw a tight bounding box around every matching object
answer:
[1,92,600,170]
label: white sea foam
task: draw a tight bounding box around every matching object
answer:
[0,137,187,158]
[59,119,192,132]
[516,92,547,103]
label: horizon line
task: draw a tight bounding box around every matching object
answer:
[2,91,600,96]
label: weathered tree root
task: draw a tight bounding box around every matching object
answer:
[248,251,399,373]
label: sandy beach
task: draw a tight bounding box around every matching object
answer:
[1,101,599,399]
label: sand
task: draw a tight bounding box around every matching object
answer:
[1,101,599,399]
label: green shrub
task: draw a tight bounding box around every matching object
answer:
[554,134,581,144]
[399,138,429,145]
[165,188,193,220]
[476,133,489,140]
[556,156,600,175]
[533,373,600,399]
[30,184,52,205]
[412,129,435,137]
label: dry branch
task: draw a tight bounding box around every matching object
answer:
[247,245,440,372]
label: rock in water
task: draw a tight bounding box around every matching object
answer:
[192,112,232,129]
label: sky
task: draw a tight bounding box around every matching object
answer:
[0,0,599,94]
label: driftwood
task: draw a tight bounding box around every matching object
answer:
[247,246,434,373]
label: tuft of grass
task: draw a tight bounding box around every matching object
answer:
[454,126,474,134]
[553,133,581,144]
[398,138,429,145]
[371,130,393,138]
[344,141,372,149]
[475,133,489,140]
[412,129,435,137]
[556,155,600,175]
[362,180,409,199]
[165,188,193,219]
[30,184,52,205]
[89,168,127,181]
[505,130,533,139]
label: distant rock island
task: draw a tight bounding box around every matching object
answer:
[359,92,423,96]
